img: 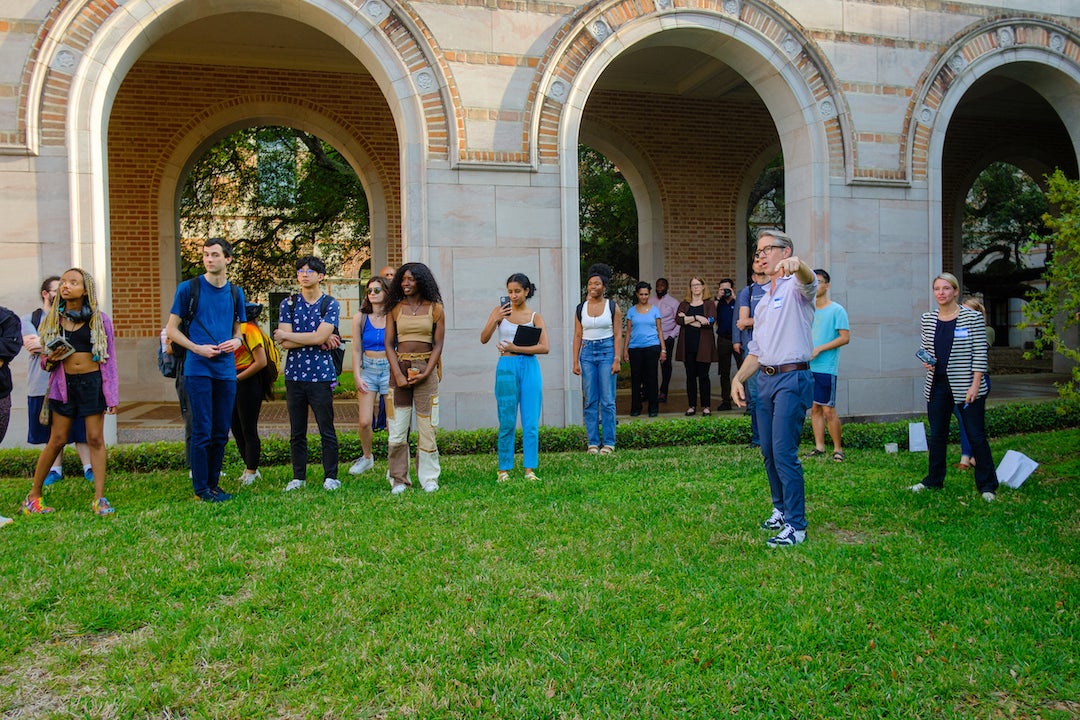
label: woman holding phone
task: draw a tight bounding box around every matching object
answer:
[481,273,549,482]
[21,268,118,516]
[910,272,999,501]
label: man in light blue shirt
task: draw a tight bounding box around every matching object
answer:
[807,269,850,462]
[733,229,816,547]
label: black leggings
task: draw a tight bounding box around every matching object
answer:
[684,358,712,409]
[231,376,264,471]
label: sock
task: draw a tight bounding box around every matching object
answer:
[83,463,92,472]
[50,464,62,474]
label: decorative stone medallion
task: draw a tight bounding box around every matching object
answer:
[588,20,611,42]
[547,80,568,102]
[818,98,836,120]
[917,106,935,125]
[53,48,77,74]
[413,69,435,92]
[722,0,741,15]
[363,1,389,22]
[996,27,1015,47]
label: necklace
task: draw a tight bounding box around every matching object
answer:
[403,300,424,315]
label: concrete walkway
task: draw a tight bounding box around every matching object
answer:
[115,372,1067,445]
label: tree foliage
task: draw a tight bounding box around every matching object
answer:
[1022,169,1080,402]
[746,154,785,279]
[578,145,638,284]
[962,162,1049,299]
[179,126,369,296]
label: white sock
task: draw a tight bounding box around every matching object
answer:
[83,464,92,472]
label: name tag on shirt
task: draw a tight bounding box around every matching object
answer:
[954,328,969,339]
[771,296,784,310]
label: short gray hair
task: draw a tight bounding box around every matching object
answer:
[757,227,793,252]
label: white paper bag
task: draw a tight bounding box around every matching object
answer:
[996,450,1038,489]
[908,422,928,452]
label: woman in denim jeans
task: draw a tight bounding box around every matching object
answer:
[348,276,391,476]
[572,264,623,454]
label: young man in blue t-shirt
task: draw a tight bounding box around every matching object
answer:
[275,256,341,492]
[807,269,850,461]
[167,238,246,502]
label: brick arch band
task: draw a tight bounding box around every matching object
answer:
[906,16,1080,182]
[529,0,851,178]
[149,96,397,330]
[15,0,458,161]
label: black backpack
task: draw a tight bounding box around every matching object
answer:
[575,299,616,324]
[284,294,344,376]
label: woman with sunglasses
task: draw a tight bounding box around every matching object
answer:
[348,276,391,476]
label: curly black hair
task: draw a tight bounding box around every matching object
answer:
[387,262,443,309]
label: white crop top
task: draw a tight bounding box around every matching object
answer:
[498,313,536,345]
[580,300,614,341]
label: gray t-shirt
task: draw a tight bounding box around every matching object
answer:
[21,312,48,397]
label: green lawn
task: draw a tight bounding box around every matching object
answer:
[1,429,1078,718]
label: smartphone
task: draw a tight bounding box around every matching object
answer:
[915,348,936,366]
[499,296,511,309]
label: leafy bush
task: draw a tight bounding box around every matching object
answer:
[1,400,1076,478]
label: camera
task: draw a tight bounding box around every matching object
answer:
[721,288,732,298]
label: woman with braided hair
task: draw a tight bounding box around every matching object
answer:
[21,268,118,516]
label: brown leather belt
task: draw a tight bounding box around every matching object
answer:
[760,362,809,376]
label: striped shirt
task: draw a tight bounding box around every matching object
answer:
[920,306,989,403]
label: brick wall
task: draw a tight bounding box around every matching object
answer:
[107,61,401,338]
[584,89,779,291]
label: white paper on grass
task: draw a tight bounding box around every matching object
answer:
[996,450,1038,489]
[908,422,928,452]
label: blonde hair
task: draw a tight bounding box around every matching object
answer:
[38,268,109,362]
[933,272,960,291]
[962,296,987,320]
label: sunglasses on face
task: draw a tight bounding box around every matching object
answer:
[367,287,382,294]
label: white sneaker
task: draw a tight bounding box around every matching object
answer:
[0,515,12,528]
[909,482,929,493]
[390,483,408,495]
[421,481,439,493]
[323,478,341,491]
[349,456,375,475]
[284,479,306,492]
[981,491,996,502]
[238,470,261,486]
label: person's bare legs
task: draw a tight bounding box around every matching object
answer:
[810,403,826,452]
[823,405,843,453]
[357,390,377,459]
[29,415,74,501]
[83,414,107,501]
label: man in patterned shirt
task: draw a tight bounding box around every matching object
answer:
[275,256,342,492]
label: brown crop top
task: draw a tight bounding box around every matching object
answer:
[393,303,443,344]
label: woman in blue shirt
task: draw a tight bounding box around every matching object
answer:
[622,281,666,417]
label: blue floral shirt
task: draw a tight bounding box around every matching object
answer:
[279,293,340,383]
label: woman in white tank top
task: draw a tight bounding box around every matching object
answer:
[571,263,623,454]
[480,273,549,482]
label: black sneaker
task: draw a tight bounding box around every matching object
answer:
[766,523,806,547]
[195,490,226,503]
[209,487,233,501]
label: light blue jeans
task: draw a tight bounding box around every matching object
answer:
[495,355,543,470]
[756,369,813,531]
[580,337,616,449]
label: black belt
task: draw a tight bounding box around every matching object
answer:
[760,362,809,376]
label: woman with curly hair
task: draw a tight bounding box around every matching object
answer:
[384,262,445,494]
[348,275,392,476]
[21,268,118,516]
[572,263,622,454]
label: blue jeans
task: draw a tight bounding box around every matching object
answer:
[495,355,543,470]
[580,337,616,448]
[185,375,236,496]
[756,369,813,531]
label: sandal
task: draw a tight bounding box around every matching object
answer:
[685,408,696,416]
[805,448,827,458]
[524,470,539,481]
[587,446,599,455]
[497,470,510,483]
[832,450,845,462]
[701,408,711,417]
[955,462,971,470]
[599,446,614,455]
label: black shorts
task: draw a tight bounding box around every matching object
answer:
[50,370,106,418]
[28,395,88,443]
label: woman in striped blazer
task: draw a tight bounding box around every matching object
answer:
[910,273,999,501]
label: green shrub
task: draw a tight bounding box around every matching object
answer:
[1,400,1076,477]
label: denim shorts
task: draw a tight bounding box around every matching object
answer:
[50,370,106,418]
[360,357,391,396]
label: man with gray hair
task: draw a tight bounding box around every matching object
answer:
[732,229,817,547]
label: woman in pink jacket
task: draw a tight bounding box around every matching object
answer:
[21,268,119,516]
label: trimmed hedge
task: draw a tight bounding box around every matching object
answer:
[1,400,1077,478]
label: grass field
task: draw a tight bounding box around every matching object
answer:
[1,429,1078,718]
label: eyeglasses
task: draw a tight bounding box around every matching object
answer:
[297,268,319,275]
[753,245,786,258]
[366,287,382,295]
